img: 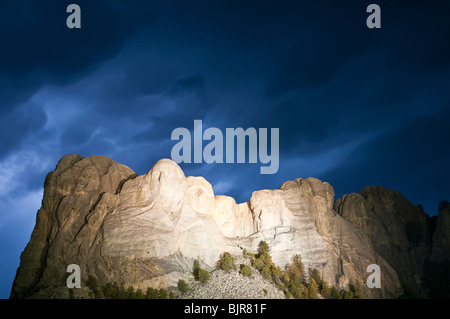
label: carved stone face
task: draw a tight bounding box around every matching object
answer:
[250,189,290,232]
[148,158,187,209]
[185,176,215,215]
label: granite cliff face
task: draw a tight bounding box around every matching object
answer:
[10,155,449,298]
[334,188,450,298]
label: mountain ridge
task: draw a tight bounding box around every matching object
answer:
[10,155,450,298]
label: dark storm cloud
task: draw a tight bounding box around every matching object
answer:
[0,76,40,116]
[60,116,96,146]
[322,106,450,215]
[168,75,205,97]
[254,0,450,157]
[90,72,211,145]
[0,0,162,119]
[0,101,47,159]
[268,0,450,95]
[0,0,165,187]
[0,0,161,78]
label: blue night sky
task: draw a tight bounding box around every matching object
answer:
[0,0,449,298]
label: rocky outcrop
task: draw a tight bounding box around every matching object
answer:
[428,204,450,298]
[15,154,441,299]
[229,178,401,298]
[334,187,444,297]
[10,155,136,299]
[432,204,450,261]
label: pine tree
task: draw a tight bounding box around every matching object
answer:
[86,275,102,298]
[261,266,271,279]
[86,275,100,290]
[103,282,115,299]
[344,289,355,299]
[285,290,292,299]
[95,287,104,298]
[309,278,319,299]
[320,281,331,297]
[251,257,264,271]
[286,263,302,287]
[146,287,159,299]
[289,255,305,284]
[240,264,252,277]
[330,286,340,299]
[177,279,190,293]
[290,283,303,299]
[193,259,210,283]
[198,268,211,283]
[118,283,128,299]
[135,288,145,299]
[257,241,270,256]
[309,268,323,286]
[302,285,310,299]
[270,264,281,278]
[217,252,236,271]
[349,280,365,299]
[159,288,169,299]
[258,251,273,268]
[126,286,136,299]
[193,259,201,280]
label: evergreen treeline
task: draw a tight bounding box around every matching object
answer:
[82,275,173,299]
